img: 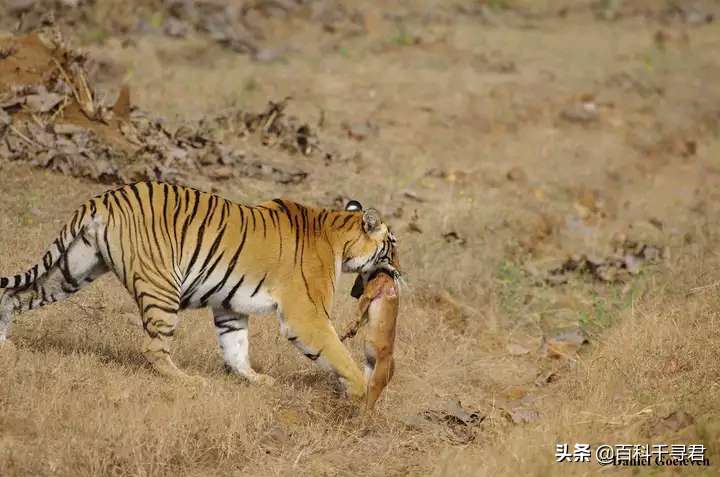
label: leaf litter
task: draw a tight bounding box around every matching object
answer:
[0,32,327,185]
[403,399,485,445]
[527,238,666,286]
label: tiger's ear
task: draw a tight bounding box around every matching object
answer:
[362,208,381,233]
[345,200,363,212]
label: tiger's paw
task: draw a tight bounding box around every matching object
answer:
[224,364,275,386]
[341,379,367,405]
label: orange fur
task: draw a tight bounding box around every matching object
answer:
[356,272,399,410]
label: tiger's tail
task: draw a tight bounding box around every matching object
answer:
[0,203,93,290]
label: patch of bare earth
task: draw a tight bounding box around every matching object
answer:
[1,1,720,475]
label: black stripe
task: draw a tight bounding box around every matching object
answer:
[251,274,266,297]
[143,303,180,314]
[259,209,267,238]
[336,214,354,229]
[219,326,245,336]
[160,184,181,285]
[179,189,201,253]
[222,275,245,309]
[59,254,79,288]
[200,225,249,305]
[136,290,180,309]
[273,199,292,218]
[214,316,243,326]
[293,214,301,265]
[183,195,218,278]
[43,251,53,270]
[146,183,167,266]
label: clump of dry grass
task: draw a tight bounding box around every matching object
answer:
[434,249,720,476]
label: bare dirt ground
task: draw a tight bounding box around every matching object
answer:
[1,1,720,476]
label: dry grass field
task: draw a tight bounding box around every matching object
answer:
[1,1,720,476]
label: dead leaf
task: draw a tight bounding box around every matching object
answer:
[535,370,559,386]
[25,90,64,113]
[442,231,466,246]
[501,407,540,424]
[112,85,131,119]
[342,121,374,141]
[423,399,484,427]
[641,410,695,437]
[542,327,588,359]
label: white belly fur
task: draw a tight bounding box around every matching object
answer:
[225,286,277,314]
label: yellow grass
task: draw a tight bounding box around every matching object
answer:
[2,1,720,475]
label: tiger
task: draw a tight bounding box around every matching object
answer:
[0,182,397,400]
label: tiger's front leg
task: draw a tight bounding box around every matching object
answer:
[280,302,366,400]
[212,310,274,385]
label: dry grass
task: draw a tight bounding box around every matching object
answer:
[436,247,720,476]
[2,1,720,476]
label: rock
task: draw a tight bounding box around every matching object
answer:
[6,0,36,15]
[253,48,287,63]
[164,17,189,38]
[506,166,527,182]
[560,101,598,123]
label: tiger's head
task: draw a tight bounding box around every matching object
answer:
[340,200,398,276]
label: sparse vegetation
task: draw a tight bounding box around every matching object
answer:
[1,0,720,476]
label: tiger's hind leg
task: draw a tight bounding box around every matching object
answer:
[213,310,274,385]
[135,281,203,384]
[0,293,13,343]
[0,236,107,342]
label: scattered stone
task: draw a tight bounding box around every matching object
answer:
[506,166,527,182]
[342,121,375,141]
[442,231,466,246]
[402,190,425,202]
[560,101,599,124]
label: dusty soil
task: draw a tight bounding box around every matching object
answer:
[1,1,720,476]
